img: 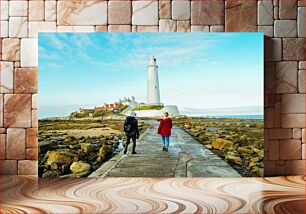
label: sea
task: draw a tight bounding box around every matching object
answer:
[190,115,264,119]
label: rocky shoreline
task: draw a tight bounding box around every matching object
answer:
[39,116,263,178]
[38,119,148,178]
[173,117,264,177]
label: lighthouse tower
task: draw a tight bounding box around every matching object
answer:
[147,55,161,105]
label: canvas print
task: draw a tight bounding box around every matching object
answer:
[38,33,264,178]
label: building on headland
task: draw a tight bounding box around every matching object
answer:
[79,108,93,113]
[92,96,137,112]
[94,102,121,111]
[120,96,136,106]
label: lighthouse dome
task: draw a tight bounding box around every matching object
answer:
[149,55,156,66]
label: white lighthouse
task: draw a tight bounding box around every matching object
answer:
[147,55,161,105]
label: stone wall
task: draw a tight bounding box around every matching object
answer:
[0,0,305,176]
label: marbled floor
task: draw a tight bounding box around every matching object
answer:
[0,176,305,214]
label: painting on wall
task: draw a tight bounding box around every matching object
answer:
[38,33,264,178]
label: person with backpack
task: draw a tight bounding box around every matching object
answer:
[158,112,173,151]
[123,111,139,154]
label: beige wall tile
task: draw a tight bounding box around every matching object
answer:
[276,61,298,93]
[0,160,17,175]
[172,1,190,21]
[18,160,38,175]
[159,19,176,32]
[0,1,9,21]
[298,70,305,93]
[26,128,38,148]
[282,94,305,114]
[28,21,57,38]
[21,38,38,67]
[6,128,26,159]
[177,20,190,32]
[108,25,131,32]
[9,17,28,38]
[132,1,158,25]
[2,38,20,61]
[29,1,45,21]
[14,68,38,94]
[193,0,224,25]
[9,1,28,17]
[57,26,95,32]
[0,21,9,37]
[4,94,32,128]
[57,1,107,25]
[159,1,171,19]
[108,1,131,24]
[45,1,57,21]
[0,62,14,93]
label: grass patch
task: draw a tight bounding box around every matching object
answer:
[132,105,164,111]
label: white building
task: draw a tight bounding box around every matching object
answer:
[123,55,180,117]
[147,55,161,105]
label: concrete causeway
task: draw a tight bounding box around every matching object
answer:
[89,120,241,178]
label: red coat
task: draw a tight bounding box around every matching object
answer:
[158,118,172,137]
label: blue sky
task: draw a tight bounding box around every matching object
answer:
[39,33,263,118]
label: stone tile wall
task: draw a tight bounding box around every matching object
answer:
[0,0,305,176]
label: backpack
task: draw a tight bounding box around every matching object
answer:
[124,117,134,133]
[124,123,132,133]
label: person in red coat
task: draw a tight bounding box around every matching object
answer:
[158,112,173,151]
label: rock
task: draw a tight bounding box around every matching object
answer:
[190,129,198,133]
[61,163,71,174]
[46,151,78,165]
[64,136,77,143]
[239,135,249,142]
[258,150,264,158]
[50,162,58,170]
[252,148,264,158]
[184,124,191,129]
[225,155,242,165]
[226,151,237,156]
[237,147,253,154]
[211,138,234,150]
[69,144,79,149]
[251,166,259,173]
[39,142,55,153]
[197,135,208,142]
[80,143,93,154]
[205,144,212,149]
[57,144,69,149]
[252,148,261,153]
[195,125,204,130]
[49,136,65,142]
[70,161,91,173]
[251,157,260,162]
[96,145,112,162]
[249,162,256,168]
[60,171,90,178]
[42,170,61,178]
[257,168,264,177]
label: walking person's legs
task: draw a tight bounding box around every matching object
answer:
[166,136,170,148]
[161,136,166,151]
[124,136,131,154]
[164,136,170,151]
[132,136,137,154]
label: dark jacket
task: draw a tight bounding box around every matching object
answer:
[158,117,172,137]
[124,116,139,138]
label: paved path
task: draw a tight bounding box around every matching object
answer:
[89,120,241,177]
